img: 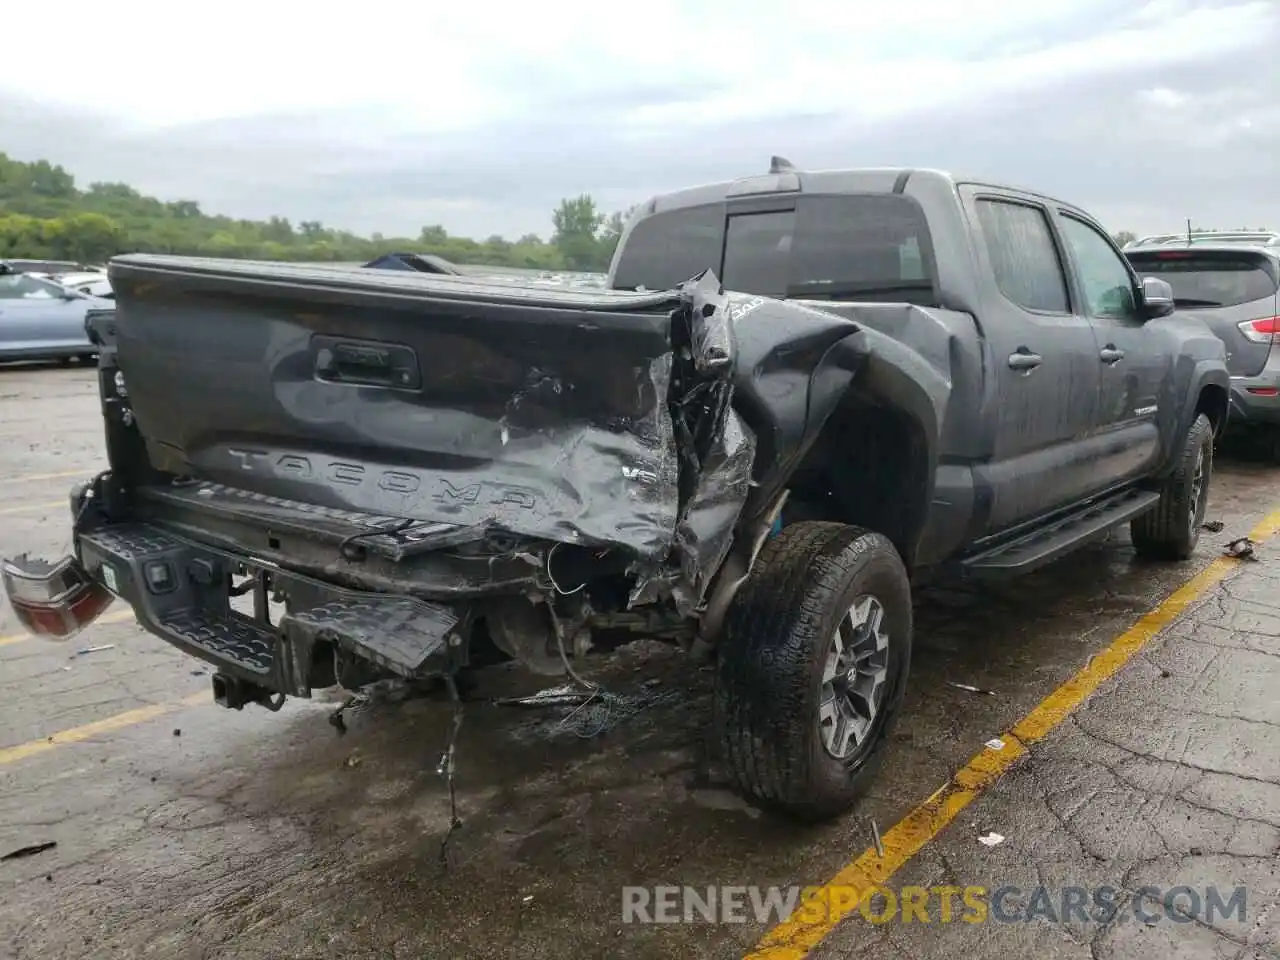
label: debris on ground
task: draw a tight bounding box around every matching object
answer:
[344,752,362,769]
[984,738,1006,751]
[947,682,997,697]
[503,683,686,742]
[1224,537,1258,561]
[492,685,598,709]
[329,693,366,734]
[871,819,885,858]
[977,831,1005,847]
[2,841,57,861]
[1200,520,1225,533]
[73,644,115,656]
[436,675,466,870]
[328,678,442,735]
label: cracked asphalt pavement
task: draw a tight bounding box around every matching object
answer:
[1,363,1278,960]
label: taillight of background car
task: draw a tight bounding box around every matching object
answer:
[1236,316,1280,344]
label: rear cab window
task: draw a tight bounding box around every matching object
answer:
[973,198,1070,314]
[610,194,938,305]
[1123,251,1279,308]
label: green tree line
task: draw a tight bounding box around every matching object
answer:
[0,153,630,272]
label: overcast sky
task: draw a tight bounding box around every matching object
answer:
[1,0,1276,240]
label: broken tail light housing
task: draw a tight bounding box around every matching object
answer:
[1237,317,1280,344]
[1,555,114,640]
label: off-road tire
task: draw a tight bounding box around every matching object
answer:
[1131,413,1214,561]
[714,522,912,821]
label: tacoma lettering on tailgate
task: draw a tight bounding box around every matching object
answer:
[224,450,542,511]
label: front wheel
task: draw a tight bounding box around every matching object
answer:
[714,522,912,821]
[1131,413,1214,561]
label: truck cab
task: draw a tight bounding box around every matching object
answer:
[607,163,1230,571]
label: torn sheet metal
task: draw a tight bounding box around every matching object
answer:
[667,398,756,617]
[631,272,757,614]
[684,270,733,375]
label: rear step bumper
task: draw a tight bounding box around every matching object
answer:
[75,523,465,702]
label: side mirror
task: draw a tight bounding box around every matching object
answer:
[1139,276,1175,319]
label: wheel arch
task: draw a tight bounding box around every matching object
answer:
[1195,381,1229,437]
[777,332,946,569]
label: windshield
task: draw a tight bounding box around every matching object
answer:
[0,273,66,300]
[611,194,937,305]
[1127,254,1278,307]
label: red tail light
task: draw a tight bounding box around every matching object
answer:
[1,555,114,640]
[1155,251,1194,259]
[1237,317,1280,344]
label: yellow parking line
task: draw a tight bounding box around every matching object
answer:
[0,692,207,766]
[747,506,1280,959]
[0,469,93,484]
[0,500,65,516]
[0,607,135,649]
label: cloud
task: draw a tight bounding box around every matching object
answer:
[0,0,1276,238]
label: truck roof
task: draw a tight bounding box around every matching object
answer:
[636,160,1080,216]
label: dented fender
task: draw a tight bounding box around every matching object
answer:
[721,298,949,534]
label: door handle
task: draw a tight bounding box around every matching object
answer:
[1099,346,1125,364]
[1007,350,1043,372]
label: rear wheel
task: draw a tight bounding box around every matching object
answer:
[1131,413,1213,560]
[714,522,912,821]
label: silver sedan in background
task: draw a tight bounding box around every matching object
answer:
[0,263,111,365]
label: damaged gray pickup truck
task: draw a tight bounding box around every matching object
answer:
[3,163,1231,821]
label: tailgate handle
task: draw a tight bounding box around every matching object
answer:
[313,337,421,390]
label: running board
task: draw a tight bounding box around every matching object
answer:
[961,489,1161,578]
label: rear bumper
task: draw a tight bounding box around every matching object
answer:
[1229,349,1280,426]
[2,513,470,705]
[72,522,467,702]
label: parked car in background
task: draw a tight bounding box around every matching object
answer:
[0,261,110,364]
[56,271,114,300]
[1125,241,1280,460]
[1124,230,1280,250]
[2,258,105,275]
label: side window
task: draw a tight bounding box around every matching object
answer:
[0,274,59,300]
[975,199,1069,313]
[1059,215,1138,319]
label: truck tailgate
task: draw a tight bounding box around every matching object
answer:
[105,255,686,560]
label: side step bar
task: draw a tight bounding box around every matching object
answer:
[960,488,1161,578]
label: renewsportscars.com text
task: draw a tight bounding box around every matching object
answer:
[621,884,1248,926]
